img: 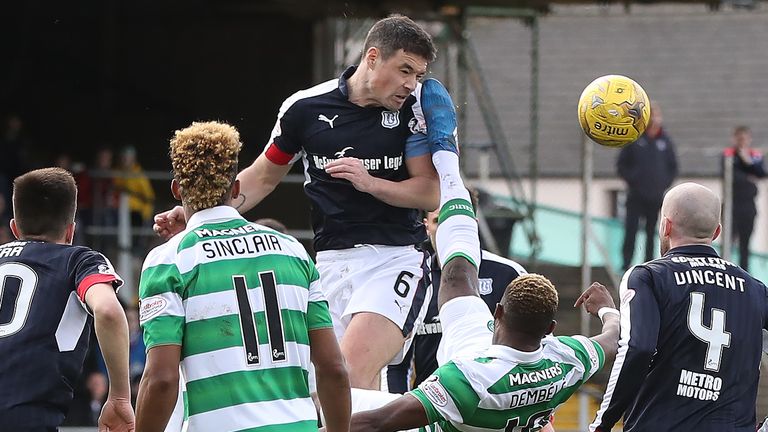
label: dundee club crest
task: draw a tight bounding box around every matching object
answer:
[381,111,400,129]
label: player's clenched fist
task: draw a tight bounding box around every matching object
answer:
[98,397,135,432]
[574,282,616,317]
[153,205,186,240]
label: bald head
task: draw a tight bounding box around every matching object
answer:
[661,182,721,242]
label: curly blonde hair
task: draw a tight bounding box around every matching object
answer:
[169,121,242,213]
[502,273,559,335]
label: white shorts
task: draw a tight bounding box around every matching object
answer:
[436,296,494,366]
[316,245,431,363]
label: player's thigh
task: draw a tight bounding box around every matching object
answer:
[341,312,406,370]
[315,250,359,339]
[320,246,430,337]
[436,295,493,365]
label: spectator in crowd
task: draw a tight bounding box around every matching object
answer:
[94,303,146,388]
[125,306,146,382]
[54,153,89,246]
[63,369,109,427]
[91,147,118,223]
[722,125,766,270]
[0,114,30,204]
[114,146,155,254]
[53,148,119,250]
[85,372,109,425]
[54,153,73,171]
[0,192,11,243]
[617,102,678,270]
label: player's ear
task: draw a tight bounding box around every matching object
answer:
[661,216,672,237]
[9,219,20,240]
[364,47,379,69]
[493,303,503,320]
[231,179,241,200]
[170,179,182,201]
[64,222,76,245]
[545,320,556,336]
[712,223,722,241]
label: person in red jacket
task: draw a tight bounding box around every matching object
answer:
[722,125,766,270]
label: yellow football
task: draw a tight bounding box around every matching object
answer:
[577,75,651,148]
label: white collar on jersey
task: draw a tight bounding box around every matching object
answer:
[485,344,544,364]
[186,206,244,229]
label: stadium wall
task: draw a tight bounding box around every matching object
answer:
[460,4,768,178]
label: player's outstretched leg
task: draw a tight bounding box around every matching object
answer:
[421,79,470,212]
[422,78,481,279]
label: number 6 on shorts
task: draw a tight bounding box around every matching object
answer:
[393,270,414,298]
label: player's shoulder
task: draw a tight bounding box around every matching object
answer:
[143,233,186,272]
[4,241,102,266]
[280,78,339,113]
[545,336,599,365]
[250,222,311,257]
[437,357,488,392]
[480,250,527,275]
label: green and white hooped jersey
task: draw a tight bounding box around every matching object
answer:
[411,335,605,432]
[139,206,332,432]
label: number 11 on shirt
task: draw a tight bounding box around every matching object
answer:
[232,271,287,366]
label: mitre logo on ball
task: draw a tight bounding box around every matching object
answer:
[577,75,651,148]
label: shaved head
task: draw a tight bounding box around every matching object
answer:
[659,183,721,254]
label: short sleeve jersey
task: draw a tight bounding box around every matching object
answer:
[411,336,605,432]
[139,206,332,432]
[263,66,430,251]
[592,245,768,431]
[0,241,122,429]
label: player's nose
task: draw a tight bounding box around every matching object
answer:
[404,75,417,92]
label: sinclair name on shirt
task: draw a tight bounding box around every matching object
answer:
[201,234,282,259]
[312,154,404,171]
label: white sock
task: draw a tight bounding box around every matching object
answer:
[435,213,481,269]
[432,151,481,268]
[432,151,471,208]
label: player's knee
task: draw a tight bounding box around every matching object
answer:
[345,362,380,389]
[437,257,479,308]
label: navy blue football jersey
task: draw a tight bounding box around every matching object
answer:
[592,245,768,431]
[263,66,430,251]
[0,241,122,430]
[387,250,527,393]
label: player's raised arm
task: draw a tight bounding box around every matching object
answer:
[84,283,135,432]
[574,282,620,364]
[235,151,294,212]
[590,267,660,432]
